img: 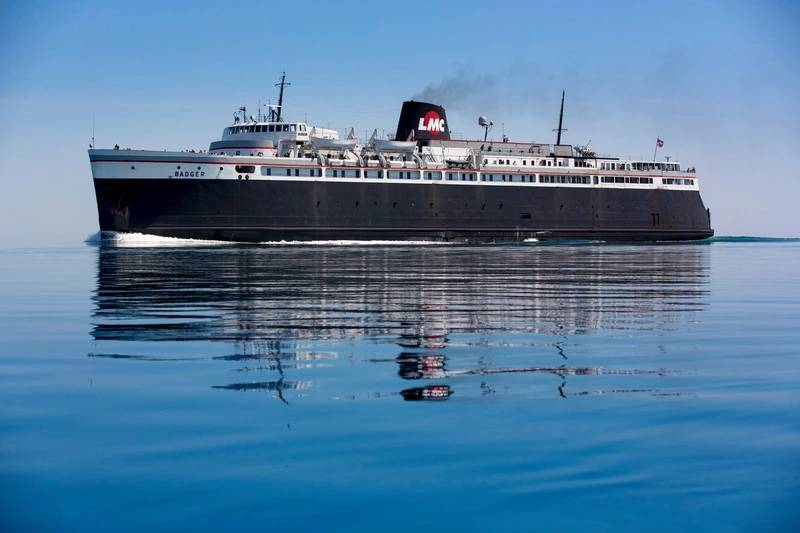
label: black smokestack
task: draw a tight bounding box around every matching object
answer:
[394,101,450,142]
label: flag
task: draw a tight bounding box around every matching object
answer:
[656,138,664,148]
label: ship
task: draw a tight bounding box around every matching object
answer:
[89,74,713,243]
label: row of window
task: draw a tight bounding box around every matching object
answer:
[488,158,566,167]
[226,123,307,135]
[261,167,321,177]
[482,173,536,182]
[483,159,684,172]
[631,162,680,171]
[601,176,655,184]
[248,167,690,186]
[540,175,592,185]
[446,172,478,181]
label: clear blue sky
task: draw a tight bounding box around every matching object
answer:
[1,0,798,243]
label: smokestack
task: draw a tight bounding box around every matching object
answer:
[395,101,451,142]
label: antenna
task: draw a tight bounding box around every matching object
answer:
[91,113,95,149]
[553,90,567,145]
[274,72,291,122]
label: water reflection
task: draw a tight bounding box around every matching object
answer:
[91,244,709,401]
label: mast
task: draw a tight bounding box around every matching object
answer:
[274,72,291,122]
[556,90,565,146]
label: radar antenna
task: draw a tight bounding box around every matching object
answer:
[478,116,493,142]
[274,72,291,122]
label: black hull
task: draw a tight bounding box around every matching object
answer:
[93,179,713,242]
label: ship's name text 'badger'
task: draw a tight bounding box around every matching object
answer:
[175,170,205,177]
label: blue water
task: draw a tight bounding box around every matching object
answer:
[1,240,799,532]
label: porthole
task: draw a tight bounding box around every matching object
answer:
[131,166,135,170]
[177,166,181,169]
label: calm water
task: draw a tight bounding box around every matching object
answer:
[1,240,799,532]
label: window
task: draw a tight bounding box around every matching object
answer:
[290,124,296,132]
[286,168,292,176]
[268,125,275,132]
[260,167,272,176]
[295,168,300,177]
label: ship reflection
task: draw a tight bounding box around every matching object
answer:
[90,243,709,401]
[400,385,453,401]
[397,353,447,380]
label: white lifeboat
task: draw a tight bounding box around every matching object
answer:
[369,129,417,153]
[310,127,358,151]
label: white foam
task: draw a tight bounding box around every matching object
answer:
[90,231,452,248]
[96,231,236,248]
